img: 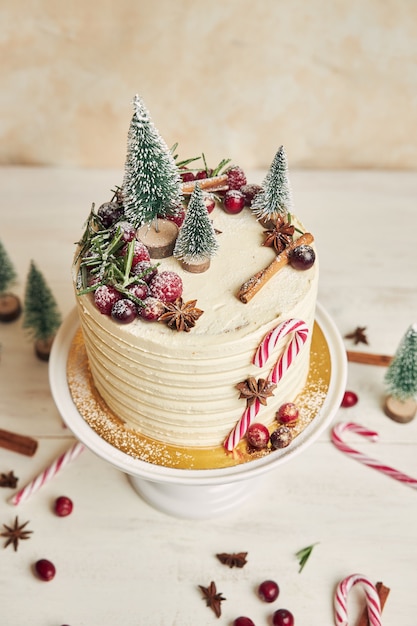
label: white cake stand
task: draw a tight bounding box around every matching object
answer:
[49,303,347,519]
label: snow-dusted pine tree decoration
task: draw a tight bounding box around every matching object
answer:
[122,95,183,227]
[384,324,417,401]
[23,261,62,360]
[173,183,219,273]
[0,239,22,322]
[0,239,18,294]
[251,145,293,223]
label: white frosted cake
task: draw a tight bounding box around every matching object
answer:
[68,96,328,469]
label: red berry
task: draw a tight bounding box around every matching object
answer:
[149,270,183,303]
[258,579,279,603]
[203,192,216,214]
[127,281,149,301]
[234,618,255,626]
[139,297,165,321]
[246,423,270,449]
[241,183,262,206]
[196,168,213,180]
[270,426,293,450]
[180,169,195,183]
[97,202,123,228]
[120,240,150,267]
[112,220,137,243]
[272,608,294,626]
[289,245,315,270]
[341,390,358,408]
[226,165,247,190]
[276,402,299,426]
[35,559,56,582]
[131,261,158,284]
[94,285,121,315]
[111,299,137,324]
[54,496,73,517]
[223,190,245,214]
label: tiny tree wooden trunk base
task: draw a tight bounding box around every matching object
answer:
[35,336,55,362]
[383,395,417,423]
[136,220,178,259]
[180,257,210,273]
[0,293,22,322]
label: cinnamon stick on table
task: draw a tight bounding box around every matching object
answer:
[346,351,393,367]
[237,232,314,303]
[356,582,390,626]
[0,428,38,457]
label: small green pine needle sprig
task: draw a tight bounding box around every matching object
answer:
[295,543,318,573]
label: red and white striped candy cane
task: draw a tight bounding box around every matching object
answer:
[331,422,417,490]
[9,441,85,506]
[334,573,382,626]
[224,318,309,451]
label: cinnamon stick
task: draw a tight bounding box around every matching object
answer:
[181,174,229,195]
[237,232,314,303]
[356,581,390,626]
[0,428,38,457]
[346,351,392,367]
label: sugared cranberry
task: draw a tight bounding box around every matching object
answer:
[276,402,299,426]
[120,240,150,267]
[94,285,121,315]
[341,390,358,408]
[233,618,255,626]
[196,168,213,180]
[270,426,293,450]
[203,192,216,214]
[226,165,247,190]
[149,270,183,303]
[54,496,73,517]
[127,281,149,301]
[180,169,195,183]
[241,183,262,206]
[97,202,123,228]
[246,423,270,450]
[111,299,137,324]
[34,559,56,581]
[272,608,294,626]
[139,297,165,321]
[289,245,315,270]
[223,190,246,214]
[131,261,158,284]
[112,220,137,243]
[258,579,279,603]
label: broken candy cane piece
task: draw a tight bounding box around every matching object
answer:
[334,574,382,626]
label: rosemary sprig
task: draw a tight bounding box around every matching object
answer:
[295,543,318,573]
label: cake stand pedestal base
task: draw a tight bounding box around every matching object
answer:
[127,474,262,519]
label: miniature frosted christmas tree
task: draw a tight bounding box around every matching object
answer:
[383,323,417,422]
[173,183,219,273]
[122,95,183,258]
[251,145,293,225]
[0,239,22,322]
[23,261,62,361]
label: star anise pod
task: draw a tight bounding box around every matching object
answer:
[198,581,226,618]
[262,215,295,253]
[159,297,204,332]
[236,377,277,407]
[216,551,248,568]
[0,471,19,488]
[345,326,368,345]
[1,516,33,552]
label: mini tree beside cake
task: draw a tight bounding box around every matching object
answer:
[0,240,22,322]
[384,323,417,422]
[23,262,62,361]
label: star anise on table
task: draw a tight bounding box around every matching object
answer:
[1,516,33,552]
[159,297,204,332]
[198,581,226,618]
[216,551,248,568]
[236,377,277,407]
[262,215,295,253]
[0,471,19,488]
[345,326,369,345]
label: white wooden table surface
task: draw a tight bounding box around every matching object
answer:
[1,167,416,626]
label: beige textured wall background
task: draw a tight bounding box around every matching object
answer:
[1,0,417,170]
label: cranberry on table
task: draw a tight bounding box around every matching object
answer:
[223,189,246,214]
[289,244,316,270]
[54,496,73,517]
[272,608,294,626]
[258,579,279,603]
[34,559,56,581]
[233,617,255,626]
[341,390,358,407]
[246,423,270,450]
